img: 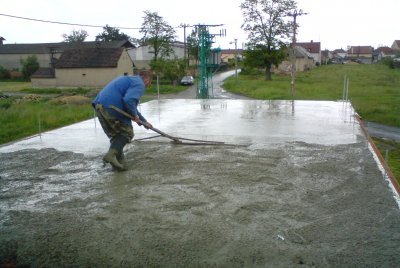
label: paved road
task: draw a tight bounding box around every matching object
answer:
[157,70,250,100]
[365,121,400,141]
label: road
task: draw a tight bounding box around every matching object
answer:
[157,69,250,100]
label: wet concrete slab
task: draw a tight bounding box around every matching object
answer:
[1,99,400,267]
[0,99,361,155]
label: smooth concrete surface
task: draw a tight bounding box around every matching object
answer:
[0,99,361,155]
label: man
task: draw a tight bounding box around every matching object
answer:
[92,71,153,171]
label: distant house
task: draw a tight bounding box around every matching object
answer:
[374,46,397,62]
[273,46,314,74]
[0,40,134,70]
[331,49,347,64]
[391,40,400,50]
[333,49,347,58]
[296,40,321,64]
[321,49,333,65]
[221,49,243,63]
[346,46,373,64]
[31,47,133,88]
[127,42,187,69]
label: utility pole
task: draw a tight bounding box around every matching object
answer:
[286,9,308,98]
[230,39,238,82]
[195,24,225,98]
[180,23,190,68]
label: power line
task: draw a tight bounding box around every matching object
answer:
[0,13,142,30]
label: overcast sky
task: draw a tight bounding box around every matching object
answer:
[0,0,398,50]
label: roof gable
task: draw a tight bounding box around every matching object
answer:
[297,41,321,53]
[347,46,373,54]
[376,46,395,55]
[55,47,124,68]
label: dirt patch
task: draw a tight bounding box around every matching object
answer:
[1,141,399,267]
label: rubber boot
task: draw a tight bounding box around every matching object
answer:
[109,135,129,171]
[103,148,126,171]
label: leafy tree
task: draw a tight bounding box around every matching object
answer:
[186,29,199,64]
[150,58,186,85]
[95,25,131,42]
[62,29,88,42]
[240,0,296,80]
[139,11,176,61]
[20,55,39,80]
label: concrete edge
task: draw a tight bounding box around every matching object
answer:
[356,114,400,198]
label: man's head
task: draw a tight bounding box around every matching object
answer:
[139,70,153,87]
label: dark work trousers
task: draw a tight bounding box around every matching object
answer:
[94,104,134,160]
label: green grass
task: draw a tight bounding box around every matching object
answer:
[0,98,93,145]
[146,83,189,94]
[0,81,31,91]
[373,138,400,183]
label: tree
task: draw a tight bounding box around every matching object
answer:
[240,0,296,80]
[186,29,199,65]
[150,58,186,84]
[95,25,131,42]
[20,55,39,80]
[139,11,176,61]
[62,29,88,42]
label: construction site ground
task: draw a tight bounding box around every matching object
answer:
[1,73,400,267]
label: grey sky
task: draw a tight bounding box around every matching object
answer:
[0,0,398,50]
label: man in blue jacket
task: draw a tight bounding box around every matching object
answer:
[92,71,153,171]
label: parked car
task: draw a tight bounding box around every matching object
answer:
[180,76,194,85]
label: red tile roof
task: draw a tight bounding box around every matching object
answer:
[376,46,395,54]
[347,46,373,54]
[296,41,321,54]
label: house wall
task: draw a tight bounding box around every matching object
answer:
[392,41,400,50]
[31,78,57,88]
[310,52,321,64]
[274,57,314,74]
[127,44,186,69]
[0,53,54,70]
[54,50,133,88]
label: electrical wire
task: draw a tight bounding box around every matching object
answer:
[0,13,142,29]
[0,13,196,30]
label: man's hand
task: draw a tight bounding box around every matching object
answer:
[143,121,153,129]
[132,115,140,123]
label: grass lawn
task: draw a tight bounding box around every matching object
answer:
[224,63,400,184]
[0,81,31,91]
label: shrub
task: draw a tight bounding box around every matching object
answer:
[20,55,40,80]
[0,65,11,79]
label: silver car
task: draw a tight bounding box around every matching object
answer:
[180,76,194,85]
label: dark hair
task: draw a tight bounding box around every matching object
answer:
[138,70,153,79]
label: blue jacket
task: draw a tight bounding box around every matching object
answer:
[92,75,147,126]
